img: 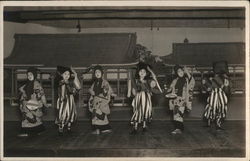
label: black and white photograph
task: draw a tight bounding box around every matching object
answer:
[0,1,249,160]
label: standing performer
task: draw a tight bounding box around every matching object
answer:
[18,67,49,137]
[88,65,115,135]
[128,62,162,134]
[166,65,195,135]
[203,62,230,130]
[56,66,81,135]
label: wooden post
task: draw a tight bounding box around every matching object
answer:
[117,68,120,97]
[14,69,18,97]
[233,65,236,90]
[51,73,55,108]
[78,72,83,108]
[11,68,15,102]
[40,71,43,87]
[104,68,107,80]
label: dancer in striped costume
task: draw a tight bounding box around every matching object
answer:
[166,65,195,135]
[128,62,161,134]
[203,73,230,130]
[55,66,81,135]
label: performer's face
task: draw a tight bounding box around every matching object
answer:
[62,71,70,81]
[27,72,34,81]
[95,69,102,79]
[177,68,184,77]
[139,69,147,78]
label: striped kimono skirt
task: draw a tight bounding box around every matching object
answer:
[56,94,77,127]
[204,88,228,127]
[131,91,152,124]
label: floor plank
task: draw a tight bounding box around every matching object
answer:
[4,120,245,157]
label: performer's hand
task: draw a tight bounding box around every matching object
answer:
[183,66,189,73]
[44,103,50,108]
[70,66,77,76]
[202,79,206,85]
[147,66,156,79]
[111,93,117,97]
[22,93,28,100]
[90,91,95,96]
[60,97,64,102]
[184,66,191,78]
[224,79,229,87]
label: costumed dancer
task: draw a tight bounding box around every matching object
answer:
[165,65,195,135]
[18,67,49,137]
[88,65,115,135]
[128,62,162,134]
[55,66,81,135]
[203,62,230,130]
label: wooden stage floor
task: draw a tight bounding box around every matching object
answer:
[4,120,245,157]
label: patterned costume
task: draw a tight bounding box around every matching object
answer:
[19,67,47,136]
[168,66,195,133]
[89,78,113,132]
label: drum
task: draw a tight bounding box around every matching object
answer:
[26,99,41,110]
[165,93,177,99]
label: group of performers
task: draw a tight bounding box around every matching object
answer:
[17,61,230,137]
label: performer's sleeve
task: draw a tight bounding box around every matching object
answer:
[35,82,47,106]
[168,79,176,93]
[31,109,43,117]
[185,76,196,111]
[223,78,231,95]
[19,84,27,100]
[40,87,47,107]
[106,81,114,97]
[89,83,95,96]
[127,70,133,98]
[95,110,106,120]
[73,75,81,90]
[131,78,138,96]
[19,84,26,93]
[187,76,195,91]
[95,98,110,115]
[100,104,110,115]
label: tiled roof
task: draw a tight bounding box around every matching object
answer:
[172,42,245,65]
[5,33,137,67]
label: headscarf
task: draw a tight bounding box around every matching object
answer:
[24,67,38,100]
[173,65,186,96]
[93,65,104,96]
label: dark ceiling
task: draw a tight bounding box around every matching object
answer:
[4,7,245,28]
